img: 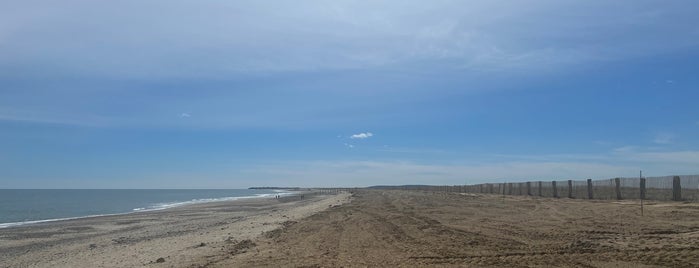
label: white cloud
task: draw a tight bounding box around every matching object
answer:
[179,113,191,118]
[350,132,373,139]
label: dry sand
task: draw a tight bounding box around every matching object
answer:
[222,190,699,268]
[3,190,699,268]
[0,193,351,268]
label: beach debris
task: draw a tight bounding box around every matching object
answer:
[112,236,130,244]
[229,239,256,255]
[155,257,165,263]
[88,244,97,249]
[281,220,297,228]
[263,229,283,239]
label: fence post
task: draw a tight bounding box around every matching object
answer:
[538,181,542,196]
[672,176,682,201]
[552,181,558,198]
[567,180,573,198]
[587,179,593,199]
[507,183,513,195]
[614,178,622,200]
[518,183,522,195]
[526,182,531,196]
[640,178,646,200]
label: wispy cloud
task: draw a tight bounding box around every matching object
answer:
[350,132,373,139]
[241,160,639,187]
[653,133,675,144]
[2,1,696,79]
[241,146,699,187]
[629,151,699,164]
[0,113,108,127]
[613,146,638,153]
[179,113,191,118]
[378,146,445,154]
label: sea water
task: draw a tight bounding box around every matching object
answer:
[0,189,289,228]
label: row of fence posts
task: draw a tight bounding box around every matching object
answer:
[456,176,684,201]
[313,188,359,195]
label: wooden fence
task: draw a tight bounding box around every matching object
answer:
[373,175,699,202]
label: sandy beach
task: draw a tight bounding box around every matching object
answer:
[3,190,699,267]
[224,190,699,268]
[0,193,351,268]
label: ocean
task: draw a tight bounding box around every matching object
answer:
[0,189,289,228]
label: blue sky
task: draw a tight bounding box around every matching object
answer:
[1,1,698,188]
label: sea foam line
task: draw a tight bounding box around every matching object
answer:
[0,192,293,229]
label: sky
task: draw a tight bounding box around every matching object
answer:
[1,0,699,188]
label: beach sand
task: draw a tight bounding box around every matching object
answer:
[222,190,699,268]
[3,190,699,267]
[0,193,351,268]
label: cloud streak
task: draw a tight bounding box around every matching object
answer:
[350,132,373,139]
[2,1,697,79]
[241,160,638,187]
[240,147,699,187]
[653,133,674,144]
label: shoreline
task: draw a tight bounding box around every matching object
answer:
[0,191,351,268]
[0,190,297,230]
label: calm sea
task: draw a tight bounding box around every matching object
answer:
[0,189,288,228]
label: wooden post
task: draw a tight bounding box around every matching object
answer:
[672,176,682,201]
[568,180,573,198]
[518,183,523,195]
[640,178,646,200]
[507,183,513,195]
[615,178,622,200]
[526,182,531,196]
[538,181,543,196]
[587,179,593,199]
[552,181,558,198]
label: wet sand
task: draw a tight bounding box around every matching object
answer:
[0,193,351,268]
